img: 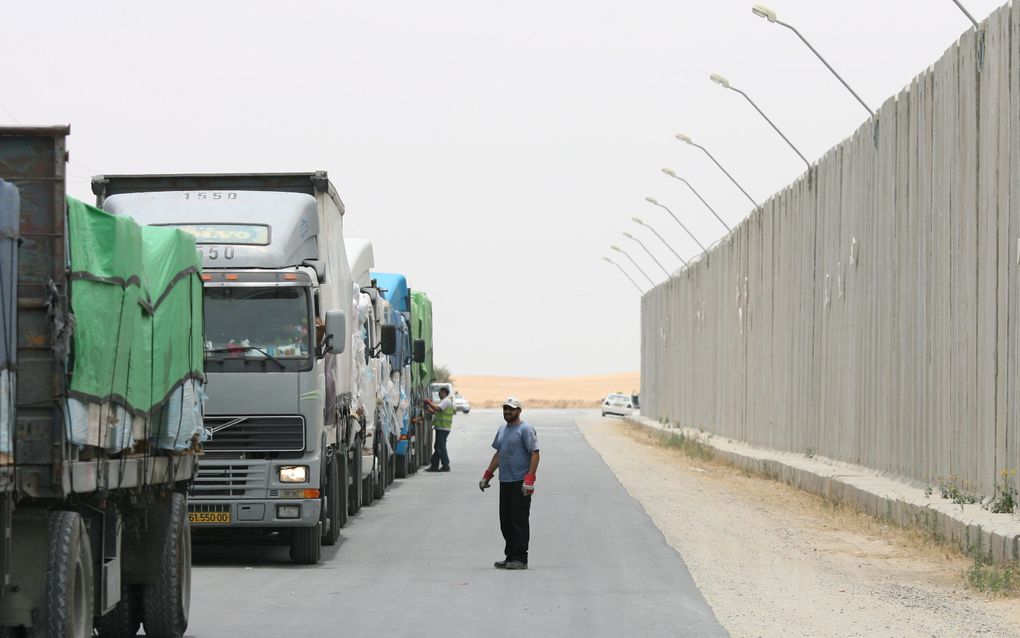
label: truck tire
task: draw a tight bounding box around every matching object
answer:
[348,445,362,517]
[94,585,141,637]
[362,458,375,507]
[387,435,396,485]
[289,523,321,564]
[336,452,349,529]
[40,510,94,638]
[395,452,408,479]
[321,458,341,546]
[372,434,386,501]
[142,492,191,638]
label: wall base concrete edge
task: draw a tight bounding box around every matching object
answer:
[623,414,1020,565]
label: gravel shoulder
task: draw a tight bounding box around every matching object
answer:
[580,416,1020,638]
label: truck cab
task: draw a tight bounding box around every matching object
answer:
[95,173,356,564]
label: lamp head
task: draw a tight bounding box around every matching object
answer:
[752,4,777,22]
[645,196,659,205]
[610,245,622,252]
[602,256,613,263]
[710,73,731,89]
[632,217,645,225]
[674,133,693,144]
[661,168,676,177]
[623,232,634,239]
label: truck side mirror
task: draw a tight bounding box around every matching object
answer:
[412,339,426,363]
[324,310,346,354]
[380,324,397,356]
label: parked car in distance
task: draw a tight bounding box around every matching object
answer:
[454,392,471,414]
[602,392,635,417]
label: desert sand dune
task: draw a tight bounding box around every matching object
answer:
[450,372,640,408]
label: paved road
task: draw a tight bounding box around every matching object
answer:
[185,409,726,637]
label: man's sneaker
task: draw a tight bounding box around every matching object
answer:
[504,561,528,570]
[439,466,451,472]
[424,467,440,472]
[493,560,507,569]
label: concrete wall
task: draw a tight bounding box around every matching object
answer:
[641,2,1020,499]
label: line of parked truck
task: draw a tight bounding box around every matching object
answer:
[0,126,439,637]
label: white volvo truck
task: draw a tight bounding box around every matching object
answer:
[93,172,370,564]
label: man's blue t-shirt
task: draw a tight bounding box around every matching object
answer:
[492,421,539,482]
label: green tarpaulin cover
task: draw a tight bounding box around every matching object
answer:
[410,291,433,386]
[67,198,203,416]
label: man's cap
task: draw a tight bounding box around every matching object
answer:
[502,397,522,409]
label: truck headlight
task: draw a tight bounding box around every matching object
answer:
[278,465,308,483]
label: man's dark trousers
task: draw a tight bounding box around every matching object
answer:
[499,480,531,564]
[430,428,450,470]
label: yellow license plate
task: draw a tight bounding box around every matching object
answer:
[189,511,231,524]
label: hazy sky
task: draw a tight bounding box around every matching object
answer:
[1,0,1005,376]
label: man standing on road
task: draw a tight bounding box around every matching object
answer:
[478,397,539,570]
[425,386,454,472]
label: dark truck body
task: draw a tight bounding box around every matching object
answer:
[0,127,199,636]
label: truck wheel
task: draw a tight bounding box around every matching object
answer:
[41,510,94,638]
[336,452,349,529]
[321,458,341,546]
[362,457,375,507]
[142,492,191,638]
[387,436,396,485]
[94,585,142,636]
[289,523,321,564]
[348,446,362,516]
[373,436,387,501]
[395,452,408,479]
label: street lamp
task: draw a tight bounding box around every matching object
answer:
[644,197,708,252]
[674,133,760,210]
[622,231,670,277]
[710,73,810,171]
[950,0,980,29]
[632,217,688,268]
[661,168,731,232]
[602,257,644,294]
[610,245,656,287]
[752,4,874,117]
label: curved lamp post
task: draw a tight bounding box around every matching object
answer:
[674,133,760,210]
[661,168,731,232]
[752,4,874,117]
[623,231,670,277]
[950,0,979,29]
[710,73,810,170]
[645,197,708,252]
[610,245,655,286]
[632,217,688,267]
[602,257,644,294]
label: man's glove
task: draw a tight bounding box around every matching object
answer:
[479,470,494,492]
[522,474,536,496]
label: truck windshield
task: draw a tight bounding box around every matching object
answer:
[204,286,312,369]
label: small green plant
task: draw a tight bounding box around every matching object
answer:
[988,469,1017,514]
[966,546,1020,596]
[804,448,815,459]
[655,431,714,461]
[936,475,981,505]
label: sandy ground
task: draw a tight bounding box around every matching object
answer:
[452,372,639,408]
[580,417,1020,638]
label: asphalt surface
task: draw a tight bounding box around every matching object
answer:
[183,409,727,637]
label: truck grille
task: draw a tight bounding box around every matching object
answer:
[192,462,267,497]
[203,415,305,453]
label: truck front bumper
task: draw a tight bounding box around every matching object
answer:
[188,498,321,528]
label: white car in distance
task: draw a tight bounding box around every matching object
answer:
[601,393,635,417]
[454,392,471,414]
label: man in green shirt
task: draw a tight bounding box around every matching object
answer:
[425,386,454,472]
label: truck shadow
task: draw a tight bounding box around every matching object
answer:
[191,536,347,567]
